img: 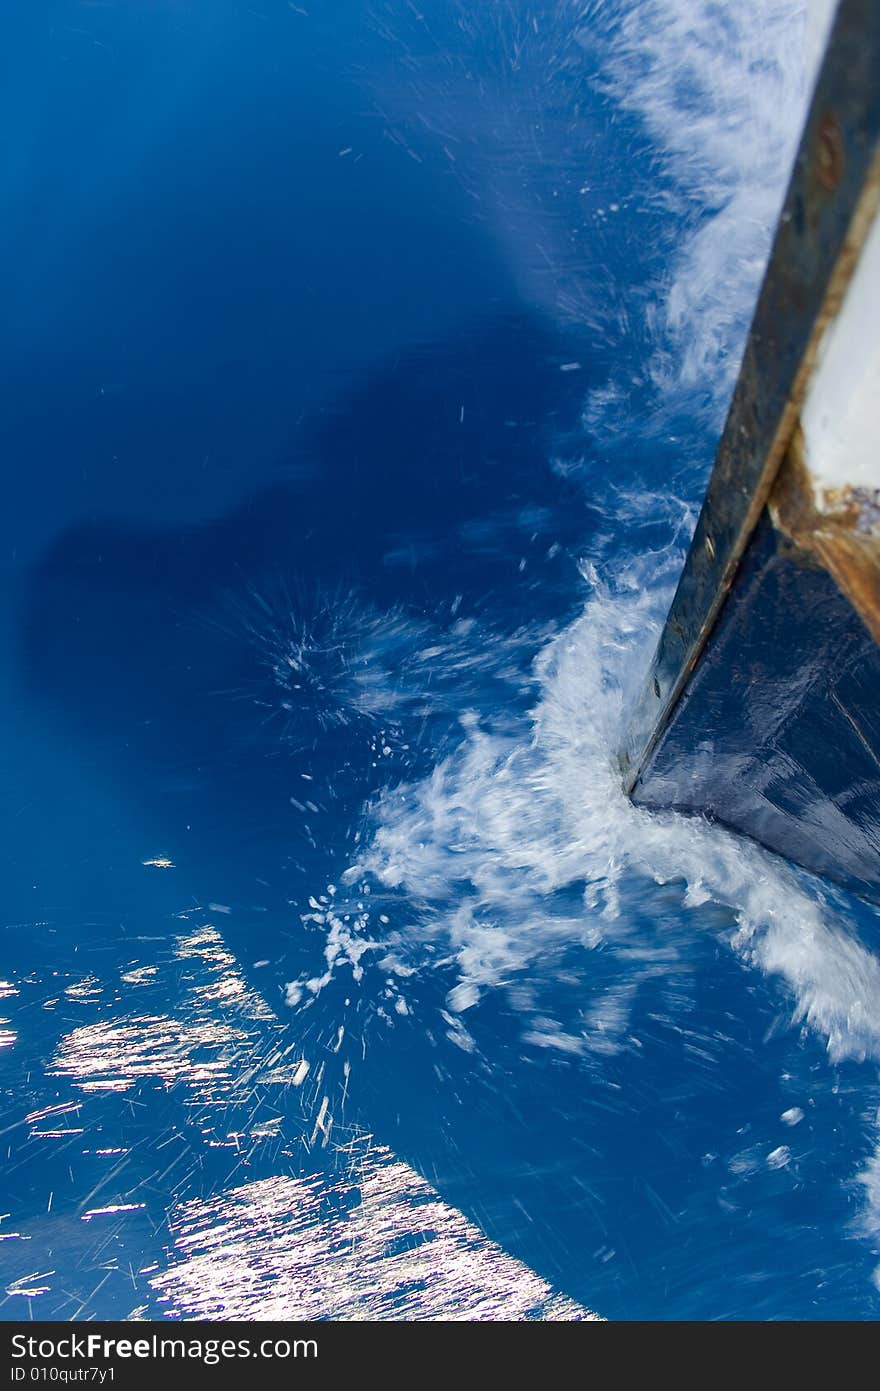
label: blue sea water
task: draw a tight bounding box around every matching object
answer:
[3,0,880,1321]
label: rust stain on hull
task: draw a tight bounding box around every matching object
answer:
[621,0,880,795]
[771,431,880,645]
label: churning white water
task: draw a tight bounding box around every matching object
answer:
[282,0,880,1273]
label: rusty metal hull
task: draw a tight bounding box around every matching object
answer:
[623,0,880,899]
[632,506,880,899]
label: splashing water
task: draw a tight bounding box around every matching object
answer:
[7,0,880,1322]
[287,539,880,1069]
[591,0,818,413]
[277,0,880,1300]
[151,1141,598,1321]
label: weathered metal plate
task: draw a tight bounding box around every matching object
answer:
[623,0,880,897]
[631,508,880,900]
[621,0,880,798]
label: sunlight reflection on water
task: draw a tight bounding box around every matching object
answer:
[150,1141,597,1321]
[2,912,598,1320]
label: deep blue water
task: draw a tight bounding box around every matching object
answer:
[3,0,880,1321]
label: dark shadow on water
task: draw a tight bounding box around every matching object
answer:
[21,307,592,898]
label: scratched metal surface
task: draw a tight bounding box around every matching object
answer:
[621,0,880,792]
[632,511,880,902]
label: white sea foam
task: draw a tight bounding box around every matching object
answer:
[283,0,878,1054]
[583,0,823,432]
[283,541,880,1070]
[857,1144,880,1289]
[368,1,823,433]
[280,0,880,1284]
